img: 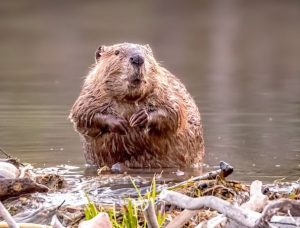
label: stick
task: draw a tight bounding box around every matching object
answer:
[0,178,48,200]
[165,209,198,228]
[0,148,11,159]
[143,199,159,228]
[0,201,19,228]
[0,148,22,167]
[168,161,233,190]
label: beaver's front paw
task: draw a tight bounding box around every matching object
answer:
[107,117,129,135]
[129,109,149,128]
[94,114,128,135]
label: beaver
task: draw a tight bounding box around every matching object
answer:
[69,43,204,168]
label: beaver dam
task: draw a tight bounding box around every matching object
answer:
[0,149,299,228]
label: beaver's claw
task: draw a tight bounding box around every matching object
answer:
[108,117,128,135]
[93,114,128,135]
[129,109,149,128]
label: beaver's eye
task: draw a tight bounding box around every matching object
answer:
[114,50,120,55]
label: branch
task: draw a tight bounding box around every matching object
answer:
[165,209,198,228]
[143,199,159,228]
[0,201,19,228]
[160,189,259,227]
[241,180,268,212]
[160,189,300,228]
[0,178,48,200]
[255,199,300,227]
[168,161,233,190]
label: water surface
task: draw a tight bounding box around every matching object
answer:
[0,0,300,182]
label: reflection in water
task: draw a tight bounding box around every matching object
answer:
[0,0,300,182]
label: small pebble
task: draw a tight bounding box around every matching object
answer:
[111,163,127,173]
[176,169,185,176]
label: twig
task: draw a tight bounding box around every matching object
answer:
[0,148,11,158]
[165,209,198,228]
[143,199,159,228]
[168,161,233,190]
[0,148,23,167]
[0,201,19,228]
[202,184,236,197]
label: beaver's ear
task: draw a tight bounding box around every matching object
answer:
[95,45,106,62]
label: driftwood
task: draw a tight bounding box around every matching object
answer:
[0,201,19,228]
[196,214,227,228]
[241,180,268,212]
[205,180,269,227]
[0,178,48,200]
[160,189,258,227]
[160,189,300,227]
[255,199,300,227]
[165,209,198,228]
[0,162,19,179]
[143,199,159,228]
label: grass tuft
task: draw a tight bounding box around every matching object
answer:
[84,175,166,227]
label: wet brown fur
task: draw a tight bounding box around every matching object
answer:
[69,43,204,168]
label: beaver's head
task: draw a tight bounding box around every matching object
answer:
[92,43,159,101]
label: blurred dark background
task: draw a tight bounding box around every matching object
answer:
[0,0,299,181]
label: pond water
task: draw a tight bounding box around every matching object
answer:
[0,0,300,182]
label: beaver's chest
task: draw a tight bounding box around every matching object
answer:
[113,100,146,121]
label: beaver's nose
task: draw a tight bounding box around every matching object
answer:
[130,55,144,67]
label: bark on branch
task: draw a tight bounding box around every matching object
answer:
[0,178,48,200]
